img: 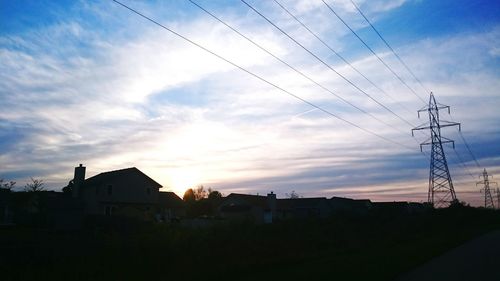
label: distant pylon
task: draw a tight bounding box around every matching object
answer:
[477,169,497,209]
[412,93,461,208]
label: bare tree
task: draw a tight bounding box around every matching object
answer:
[286,190,300,199]
[24,178,45,192]
[193,185,207,200]
[0,178,16,190]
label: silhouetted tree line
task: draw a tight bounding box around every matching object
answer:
[0,177,68,227]
[183,185,223,218]
[1,177,45,192]
[0,178,16,190]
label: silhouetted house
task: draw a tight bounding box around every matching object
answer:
[158,191,185,221]
[372,201,410,214]
[73,165,162,220]
[277,197,330,219]
[329,196,372,214]
[218,193,273,223]
[218,192,330,223]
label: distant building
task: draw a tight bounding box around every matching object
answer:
[158,191,185,221]
[218,192,331,223]
[329,196,372,214]
[278,197,331,219]
[371,201,428,214]
[218,193,272,223]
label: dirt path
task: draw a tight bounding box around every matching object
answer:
[396,230,500,281]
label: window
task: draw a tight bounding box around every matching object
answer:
[107,185,112,196]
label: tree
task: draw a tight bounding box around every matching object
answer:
[62,180,74,194]
[184,187,223,218]
[183,188,196,202]
[193,185,207,200]
[0,178,16,190]
[207,189,222,201]
[24,177,45,192]
[286,190,300,199]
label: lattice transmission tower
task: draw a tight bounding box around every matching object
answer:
[477,169,497,209]
[412,93,461,208]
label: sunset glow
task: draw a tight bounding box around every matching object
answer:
[1,0,499,206]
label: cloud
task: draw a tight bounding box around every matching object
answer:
[0,1,498,206]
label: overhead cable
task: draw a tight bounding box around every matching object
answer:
[350,0,430,95]
[322,0,426,104]
[112,0,415,151]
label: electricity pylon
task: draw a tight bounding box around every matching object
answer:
[412,93,461,208]
[477,169,497,209]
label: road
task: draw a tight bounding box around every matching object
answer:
[396,230,500,281]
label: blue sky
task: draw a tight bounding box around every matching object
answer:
[1,0,499,206]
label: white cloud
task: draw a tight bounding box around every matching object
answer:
[0,1,498,206]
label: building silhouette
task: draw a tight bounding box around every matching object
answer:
[72,164,184,221]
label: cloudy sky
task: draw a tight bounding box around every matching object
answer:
[1,0,499,206]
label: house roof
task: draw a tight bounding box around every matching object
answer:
[158,192,184,209]
[83,167,162,188]
[222,194,329,210]
[225,193,269,208]
[330,196,372,206]
[278,197,328,209]
[331,196,356,202]
[372,201,409,208]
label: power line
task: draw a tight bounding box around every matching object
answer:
[322,0,426,104]
[240,0,414,135]
[344,1,485,174]
[269,0,429,158]
[112,0,414,151]
[332,0,433,146]
[458,131,481,168]
[272,0,417,128]
[447,114,482,170]
[452,148,476,180]
[350,0,429,94]
[188,0,410,138]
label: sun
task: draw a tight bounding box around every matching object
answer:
[167,168,202,196]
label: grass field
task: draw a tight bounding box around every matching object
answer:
[1,206,499,281]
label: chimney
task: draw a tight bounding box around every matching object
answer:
[73,164,86,198]
[267,191,277,218]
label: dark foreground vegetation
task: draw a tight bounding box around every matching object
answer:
[1,206,500,281]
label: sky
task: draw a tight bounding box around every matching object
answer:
[0,0,499,206]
